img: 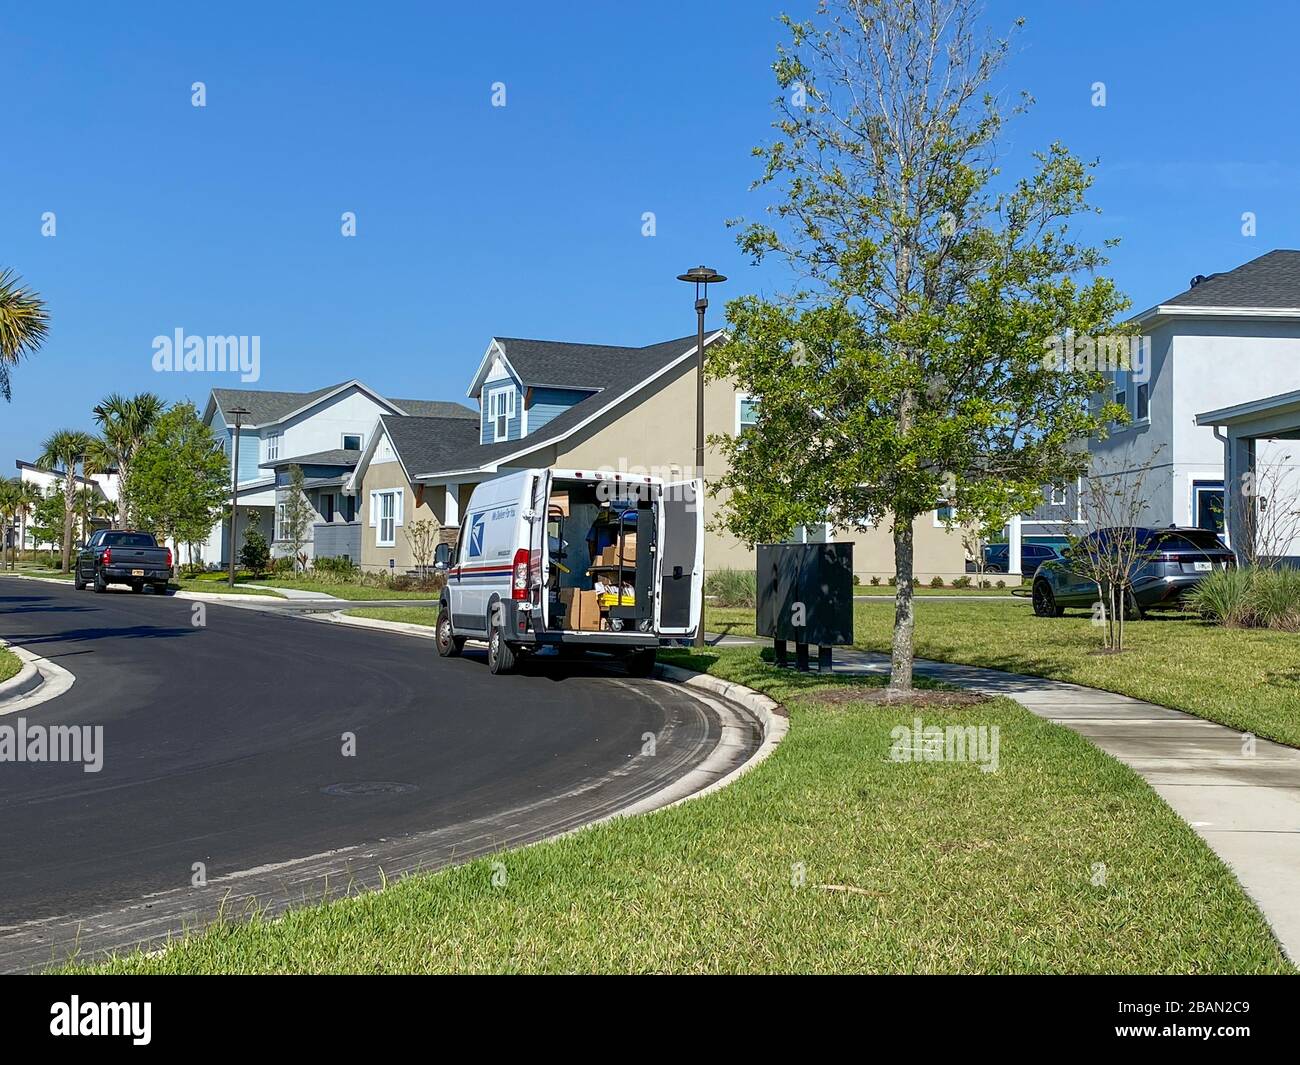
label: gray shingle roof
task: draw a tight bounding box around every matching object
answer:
[494,336,694,390]
[417,332,711,477]
[1164,249,1300,308]
[209,383,476,425]
[381,414,483,478]
[259,449,361,469]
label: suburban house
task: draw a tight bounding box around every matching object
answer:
[995,249,1300,574]
[1093,249,1300,564]
[345,332,969,581]
[12,459,119,550]
[198,381,476,565]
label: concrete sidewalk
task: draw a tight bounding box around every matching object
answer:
[828,647,1300,963]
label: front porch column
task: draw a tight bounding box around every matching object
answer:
[1224,432,1256,560]
[444,483,461,529]
[1007,513,1023,575]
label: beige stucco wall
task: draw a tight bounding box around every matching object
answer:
[554,360,968,581]
[358,453,440,572]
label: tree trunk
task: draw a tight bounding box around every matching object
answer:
[889,519,916,692]
[61,478,75,571]
[117,459,130,529]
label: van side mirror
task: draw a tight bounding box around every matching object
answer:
[433,543,452,570]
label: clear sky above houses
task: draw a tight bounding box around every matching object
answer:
[3,0,1298,464]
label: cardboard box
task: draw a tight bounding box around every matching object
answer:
[598,533,637,567]
[550,490,570,517]
[561,588,602,631]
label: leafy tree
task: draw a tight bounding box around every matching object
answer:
[31,485,65,557]
[0,268,49,402]
[280,464,314,573]
[13,479,41,563]
[711,0,1128,692]
[127,402,228,554]
[239,526,271,578]
[94,392,166,528]
[36,429,94,571]
[0,479,19,568]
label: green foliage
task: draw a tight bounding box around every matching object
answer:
[128,402,228,549]
[0,267,50,402]
[280,465,313,572]
[704,567,757,608]
[312,555,359,580]
[929,575,945,588]
[711,0,1131,688]
[239,527,271,578]
[1186,567,1300,631]
[31,485,64,548]
[94,392,165,527]
[952,575,972,588]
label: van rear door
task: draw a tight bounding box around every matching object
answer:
[654,478,704,637]
[530,469,552,627]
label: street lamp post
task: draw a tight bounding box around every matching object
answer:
[676,265,726,648]
[225,406,251,588]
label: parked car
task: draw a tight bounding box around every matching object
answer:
[1030,526,1234,618]
[982,541,1061,574]
[74,529,173,594]
[433,467,702,675]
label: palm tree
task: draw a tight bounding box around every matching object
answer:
[36,429,93,571]
[14,480,41,566]
[75,485,115,541]
[0,479,19,569]
[0,269,49,401]
[93,392,165,527]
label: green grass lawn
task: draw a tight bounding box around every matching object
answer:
[65,647,1290,974]
[855,584,1025,596]
[0,646,20,683]
[345,606,439,624]
[8,562,74,581]
[247,578,439,600]
[709,599,1300,749]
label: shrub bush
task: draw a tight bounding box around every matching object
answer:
[1186,566,1300,630]
[704,568,757,608]
[239,529,271,578]
[870,575,881,586]
[312,555,359,581]
[951,575,972,588]
[929,576,945,588]
[995,579,1006,589]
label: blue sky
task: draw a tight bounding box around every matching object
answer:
[3,0,1299,465]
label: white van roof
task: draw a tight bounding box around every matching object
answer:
[550,467,667,487]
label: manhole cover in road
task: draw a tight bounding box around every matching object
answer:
[320,781,419,797]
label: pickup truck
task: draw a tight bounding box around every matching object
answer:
[74,530,174,594]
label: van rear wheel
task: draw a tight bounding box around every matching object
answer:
[435,609,464,658]
[625,648,657,678]
[487,624,516,675]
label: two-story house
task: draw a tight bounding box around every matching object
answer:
[199,381,476,565]
[347,332,969,581]
[1093,249,1300,563]
[996,249,1300,574]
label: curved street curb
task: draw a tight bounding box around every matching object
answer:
[320,609,789,812]
[0,639,77,715]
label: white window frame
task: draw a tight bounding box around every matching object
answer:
[341,433,363,451]
[266,431,281,462]
[735,393,759,435]
[1135,380,1150,423]
[375,489,402,547]
[1050,483,1067,506]
[488,387,516,442]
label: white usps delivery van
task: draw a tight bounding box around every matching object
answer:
[432,468,703,675]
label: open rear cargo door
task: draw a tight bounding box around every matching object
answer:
[655,478,704,636]
[530,469,552,628]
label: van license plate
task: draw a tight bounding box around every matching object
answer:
[1193,561,1212,572]
[131,569,144,576]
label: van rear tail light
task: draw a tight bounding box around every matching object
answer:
[102,547,112,565]
[511,548,530,600]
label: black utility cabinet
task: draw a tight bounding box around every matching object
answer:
[756,542,854,670]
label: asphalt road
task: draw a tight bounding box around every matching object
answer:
[0,577,745,971]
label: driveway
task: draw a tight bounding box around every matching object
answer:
[0,577,749,971]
